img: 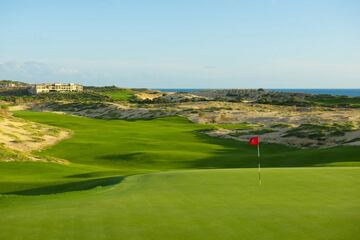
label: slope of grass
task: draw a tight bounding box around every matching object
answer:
[101,89,135,101]
[0,168,359,240]
[0,161,113,193]
[0,111,359,239]
[0,110,356,194]
[12,111,360,171]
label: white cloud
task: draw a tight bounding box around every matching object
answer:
[0,61,83,83]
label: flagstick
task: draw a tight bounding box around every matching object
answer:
[257,143,261,185]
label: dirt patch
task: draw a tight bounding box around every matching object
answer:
[135,91,163,100]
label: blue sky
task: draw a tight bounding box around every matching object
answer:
[0,0,359,88]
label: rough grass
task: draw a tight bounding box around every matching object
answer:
[270,122,292,128]
[206,122,256,130]
[308,95,360,107]
[229,128,275,137]
[284,123,355,140]
[0,145,29,162]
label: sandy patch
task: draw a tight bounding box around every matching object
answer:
[8,104,32,111]
[0,116,71,153]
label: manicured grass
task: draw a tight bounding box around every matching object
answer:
[0,162,116,194]
[5,111,359,194]
[1,111,359,239]
[12,111,360,172]
[101,89,135,101]
[0,168,359,240]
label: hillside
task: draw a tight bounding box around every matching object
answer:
[0,80,29,88]
[0,109,358,240]
[25,100,360,148]
[0,85,359,240]
[0,107,70,164]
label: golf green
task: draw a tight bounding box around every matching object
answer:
[0,168,359,240]
[0,111,358,239]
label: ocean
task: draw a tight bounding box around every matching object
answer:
[155,89,360,97]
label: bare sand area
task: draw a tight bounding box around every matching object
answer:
[0,111,70,164]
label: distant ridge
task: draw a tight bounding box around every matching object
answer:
[154,88,360,97]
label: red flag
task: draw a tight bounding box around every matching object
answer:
[248,136,259,145]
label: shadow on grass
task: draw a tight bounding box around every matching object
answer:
[97,152,144,161]
[75,131,360,169]
[88,131,360,169]
[4,176,124,196]
[66,171,122,178]
[189,133,360,168]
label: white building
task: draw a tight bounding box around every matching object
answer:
[29,83,83,94]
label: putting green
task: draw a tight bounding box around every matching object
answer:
[0,111,359,239]
[0,168,359,240]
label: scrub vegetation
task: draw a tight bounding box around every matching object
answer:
[0,83,359,239]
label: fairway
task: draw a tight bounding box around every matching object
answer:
[3,1,360,239]
[12,111,360,171]
[1,168,359,240]
[101,89,135,101]
[0,111,359,239]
